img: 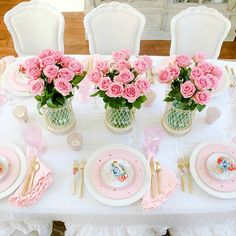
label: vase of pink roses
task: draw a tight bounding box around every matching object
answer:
[88,49,152,134]
[20,49,86,133]
[158,53,222,136]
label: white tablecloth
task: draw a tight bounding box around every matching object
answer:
[0,56,236,236]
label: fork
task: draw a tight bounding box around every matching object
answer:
[72,160,79,195]
[183,156,192,193]
[150,159,157,198]
[177,158,185,192]
[225,65,235,88]
[155,161,161,194]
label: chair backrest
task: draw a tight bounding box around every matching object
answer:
[84,1,145,55]
[4,0,65,56]
[170,6,231,59]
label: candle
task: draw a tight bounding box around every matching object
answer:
[12,105,28,122]
[67,132,83,151]
[206,107,221,124]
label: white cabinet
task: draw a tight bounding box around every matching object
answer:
[84,0,236,41]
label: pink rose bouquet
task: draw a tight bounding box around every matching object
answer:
[20,49,86,109]
[158,53,222,112]
[89,49,152,110]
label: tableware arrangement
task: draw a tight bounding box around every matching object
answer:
[84,144,150,206]
[190,140,236,199]
[9,146,53,206]
[19,49,87,133]
[158,53,223,136]
[0,143,27,200]
[88,49,152,134]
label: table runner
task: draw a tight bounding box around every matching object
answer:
[0,56,236,235]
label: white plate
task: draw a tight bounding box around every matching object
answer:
[211,68,230,97]
[190,140,236,199]
[84,144,150,207]
[2,58,32,97]
[0,143,27,199]
[0,155,9,181]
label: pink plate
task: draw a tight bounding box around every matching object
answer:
[91,148,144,200]
[196,144,236,192]
[0,146,20,192]
[8,68,29,92]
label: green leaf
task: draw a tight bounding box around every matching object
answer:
[196,104,206,112]
[91,90,100,97]
[133,100,141,109]
[46,99,58,108]
[164,97,174,102]
[71,72,86,85]
[34,95,42,102]
[175,92,183,101]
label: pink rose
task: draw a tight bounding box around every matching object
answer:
[112,51,126,61]
[88,70,103,84]
[95,60,109,73]
[25,57,40,68]
[29,79,44,95]
[122,84,140,103]
[211,66,223,80]
[190,67,204,81]
[206,74,219,89]
[180,81,196,98]
[69,60,84,74]
[115,60,131,71]
[119,49,131,60]
[26,64,42,78]
[43,65,59,81]
[194,91,210,105]
[134,59,148,74]
[118,69,134,83]
[194,75,212,90]
[19,64,26,73]
[141,56,152,69]
[175,55,192,67]
[158,68,172,83]
[193,52,206,64]
[169,65,180,79]
[41,56,55,68]
[53,51,63,63]
[60,55,74,67]
[38,49,54,59]
[199,62,213,74]
[98,77,111,91]
[54,78,72,96]
[134,77,150,94]
[58,68,75,81]
[106,82,124,98]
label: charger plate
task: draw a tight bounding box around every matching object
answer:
[84,144,150,206]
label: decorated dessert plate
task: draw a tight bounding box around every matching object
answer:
[0,155,9,181]
[0,143,27,199]
[84,144,150,206]
[190,140,236,199]
[2,59,31,97]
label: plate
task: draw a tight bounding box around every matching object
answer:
[211,68,230,97]
[2,59,31,97]
[190,140,236,199]
[0,143,27,199]
[84,144,150,206]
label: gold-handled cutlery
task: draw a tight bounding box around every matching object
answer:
[183,156,192,194]
[177,158,185,192]
[72,160,79,195]
[79,160,85,198]
[22,157,36,196]
[150,159,157,198]
[28,161,40,193]
[155,161,161,194]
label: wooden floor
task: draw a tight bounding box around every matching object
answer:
[0,1,236,58]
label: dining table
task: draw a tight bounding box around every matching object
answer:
[0,55,236,236]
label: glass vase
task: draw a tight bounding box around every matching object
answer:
[105,106,135,134]
[41,99,75,134]
[161,101,195,136]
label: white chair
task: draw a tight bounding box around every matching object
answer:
[84,1,145,55]
[4,0,65,56]
[170,6,231,59]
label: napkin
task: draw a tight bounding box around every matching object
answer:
[0,56,15,78]
[141,166,180,211]
[8,147,53,207]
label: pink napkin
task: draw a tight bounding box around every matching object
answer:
[8,147,53,207]
[141,166,180,210]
